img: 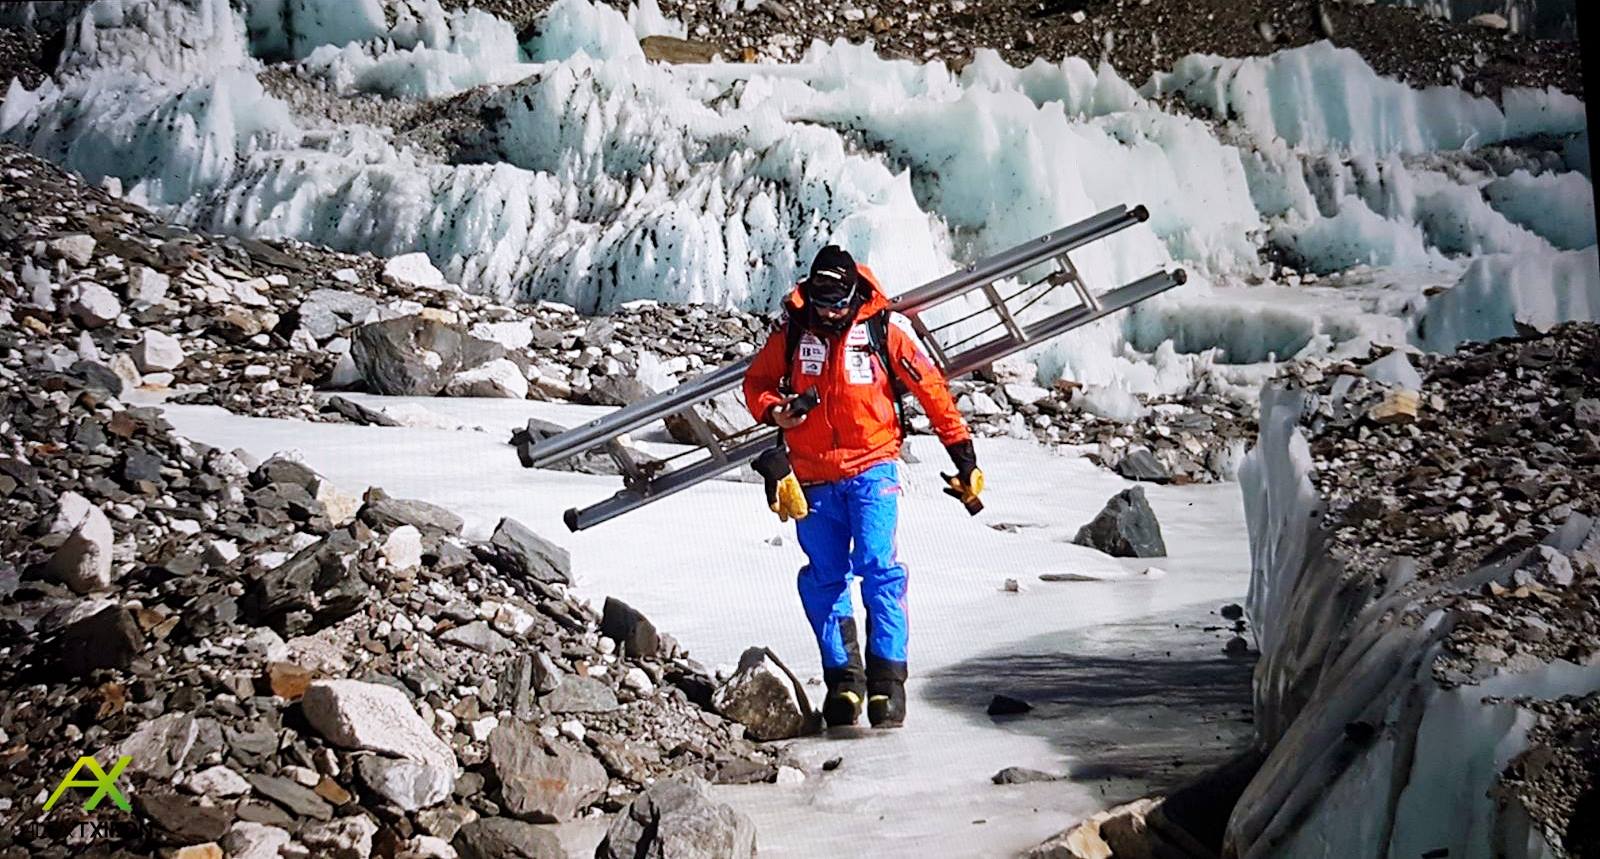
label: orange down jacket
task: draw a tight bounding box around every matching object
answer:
[743,265,970,484]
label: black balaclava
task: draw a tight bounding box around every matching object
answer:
[804,245,862,334]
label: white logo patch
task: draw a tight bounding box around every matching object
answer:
[798,333,826,377]
[845,350,874,385]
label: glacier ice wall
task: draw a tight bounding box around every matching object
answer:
[1233,387,1600,859]
[1,0,1595,396]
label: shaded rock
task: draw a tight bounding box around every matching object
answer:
[324,394,404,427]
[596,774,756,859]
[1115,447,1170,483]
[247,773,334,821]
[487,721,608,823]
[481,517,570,585]
[987,694,1032,716]
[1073,486,1167,558]
[360,489,464,536]
[350,315,466,396]
[138,792,231,842]
[56,605,145,676]
[452,817,566,859]
[301,679,458,774]
[601,597,660,658]
[712,647,812,741]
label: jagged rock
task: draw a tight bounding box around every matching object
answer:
[398,834,459,859]
[358,754,455,812]
[69,282,121,328]
[185,765,253,798]
[541,676,619,714]
[247,773,334,821]
[595,774,756,859]
[112,712,206,780]
[440,620,515,655]
[445,358,528,399]
[300,288,377,340]
[223,822,294,859]
[1073,486,1167,558]
[712,647,812,741]
[1115,447,1170,483]
[481,517,570,585]
[601,597,660,658]
[451,817,566,859]
[350,315,468,396]
[468,320,535,351]
[325,394,405,427]
[302,814,379,859]
[241,530,370,634]
[301,679,458,774]
[47,490,114,593]
[138,792,232,842]
[127,266,170,306]
[360,489,464,536]
[56,604,145,676]
[383,252,447,289]
[133,330,186,372]
[487,721,608,822]
[48,233,95,265]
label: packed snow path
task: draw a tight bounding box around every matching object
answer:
[159,394,1252,857]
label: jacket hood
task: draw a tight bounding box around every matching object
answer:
[784,263,890,324]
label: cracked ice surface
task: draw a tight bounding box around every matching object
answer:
[2,0,1595,398]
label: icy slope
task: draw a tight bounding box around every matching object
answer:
[2,0,1596,396]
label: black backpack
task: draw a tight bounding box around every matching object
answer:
[779,309,917,439]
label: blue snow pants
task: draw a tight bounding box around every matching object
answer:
[794,461,909,681]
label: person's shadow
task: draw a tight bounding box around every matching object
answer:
[922,601,1256,798]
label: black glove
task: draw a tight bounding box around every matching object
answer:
[941,440,984,515]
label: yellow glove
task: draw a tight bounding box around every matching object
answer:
[772,472,809,522]
[754,446,809,522]
[941,440,984,515]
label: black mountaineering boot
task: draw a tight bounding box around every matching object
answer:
[866,655,908,729]
[822,624,867,728]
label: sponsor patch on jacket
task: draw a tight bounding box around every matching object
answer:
[845,350,874,384]
[798,333,825,376]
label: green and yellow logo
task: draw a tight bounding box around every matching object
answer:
[42,756,133,813]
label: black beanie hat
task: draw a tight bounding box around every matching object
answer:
[806,245,859,305]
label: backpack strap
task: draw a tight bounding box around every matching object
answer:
[779,310,806,396]
[866,311,914,440]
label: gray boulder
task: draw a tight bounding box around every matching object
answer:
[299,289,377,341]
[595,774,756,859]
[711,647,813,741]
[452,817,567,859]
[350,315,469,395]
[486,721,608,822]
[1073,486,1167,558]
[1115,447,1170,483]
[359,488,464,536]
[481,517,570,585]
